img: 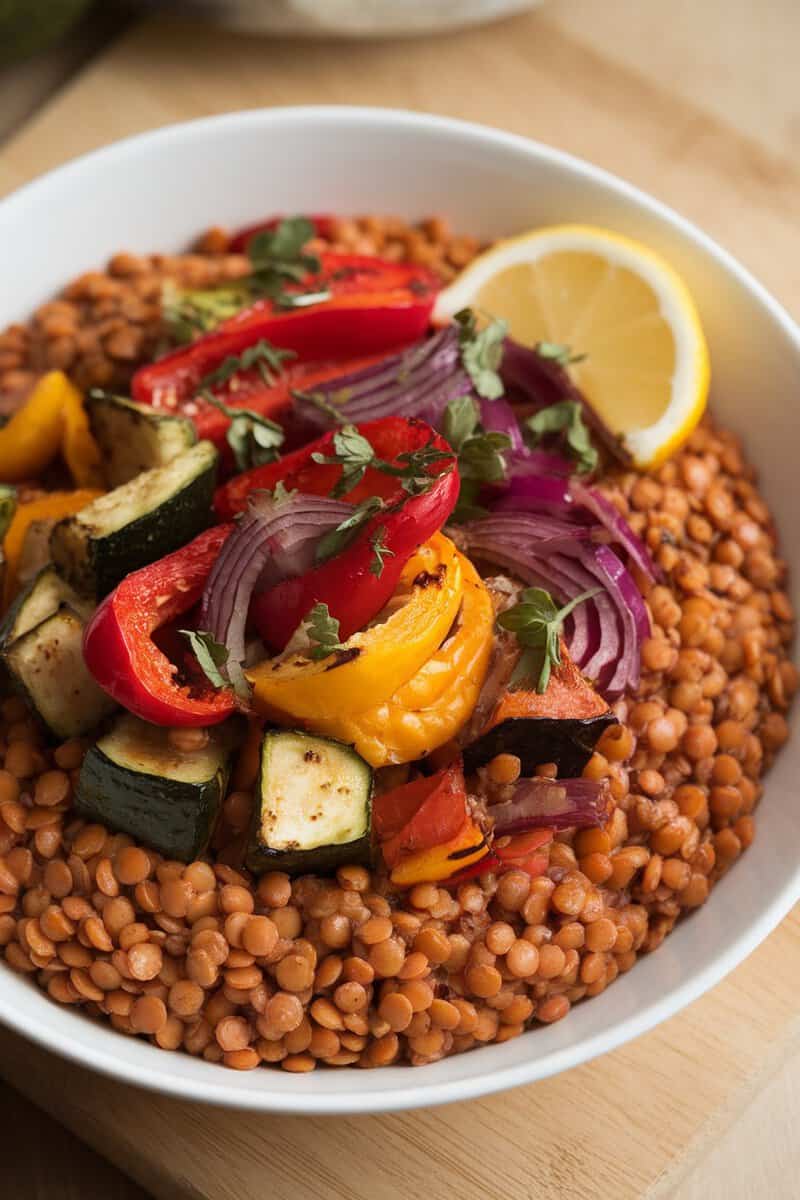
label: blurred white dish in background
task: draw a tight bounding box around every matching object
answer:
[162,0,540,37]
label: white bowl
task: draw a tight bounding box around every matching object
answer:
[0,107,798,1114]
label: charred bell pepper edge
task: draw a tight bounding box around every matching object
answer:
[82,524,237,727]
[246,533,464,724]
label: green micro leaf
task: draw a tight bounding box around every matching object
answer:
[535,341,587,368]
[305,602,347,661]
[180,630,230,691]
[369,524,396,577]
[525,399,598,475]
[454,308,508,400]
[205,395,285,472]
[497,585,599,693]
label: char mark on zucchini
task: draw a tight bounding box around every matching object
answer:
[49,440,218,598]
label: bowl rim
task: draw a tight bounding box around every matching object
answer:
[1,104,799,1114]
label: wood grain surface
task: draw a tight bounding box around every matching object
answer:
[0,2,798,1197]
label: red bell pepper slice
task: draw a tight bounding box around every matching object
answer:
[228,417,459,650]
[374,761,469,870]
[131,254,439,410]
[187,351,396,461]
[83,525,237,727]
[228,214,335,254]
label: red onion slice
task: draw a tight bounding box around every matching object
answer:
[498,475,657,580]
[293,327,472,431]
[457,510,649,698]
[199,491,351,693]
[500,338,631,465]
[492,777,610,834]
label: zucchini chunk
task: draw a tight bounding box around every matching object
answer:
[50,440,218,597]
[87,391,197,487]
[0,564,91,650]
[247,731,373,876]
[76,713,240,861]
[0,485,16,540]
[3,604,117,739]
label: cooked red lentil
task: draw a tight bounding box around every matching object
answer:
[0,214,794,1073]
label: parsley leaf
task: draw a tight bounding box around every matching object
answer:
[311,425,376,497]
[525,399,598,475]
[315,496,384,565]
[180,629,230,691]
[199,339,296,391]
[311,424,452,499]
[535,341,587,367]
[305,603,347,660]
[204,394,285,472]
[369,525,395,577]
[442,396,511,520]
[247,217,332,311]
[497,586,599,693]
[454,308,507,400]
[291,388,348,426]
[442,394,480,452]
[268,480,296,507]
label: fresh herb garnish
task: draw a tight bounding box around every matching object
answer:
[315,496,384,565]
[203,394,285,472]
[311,425,376,497]
[269,480,296,507]
[179,629,230,691]
[453,308,508,400]
[305,602,347,660]
[535,341,587,367]
[525,399,598,475]
[246,216,332,311]
[497,586,599,693]
[291,388,348,426]
[199,340,296,391]
[442,395,512,521]
[312,424,453,499]
[369,525,395,578]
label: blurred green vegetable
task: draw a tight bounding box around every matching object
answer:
[0,0,93,67]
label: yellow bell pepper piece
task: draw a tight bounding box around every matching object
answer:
[0,371,103,487]
[248,533,464,724]
[62,382,104,487]
[315,553,494,766]
[2,489,102,610]
[389,819,489,887]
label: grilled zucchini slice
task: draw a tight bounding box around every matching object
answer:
[75,713,239,861]
[246,730,373,876]
[49,440,217,597]
[87,391,197,487]
[3,603,116,738]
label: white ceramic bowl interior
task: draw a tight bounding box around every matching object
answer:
[0,108,798,1114]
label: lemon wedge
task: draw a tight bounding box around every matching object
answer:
[434,224,710,468]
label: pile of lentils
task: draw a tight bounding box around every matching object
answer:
[0,218,794,1072]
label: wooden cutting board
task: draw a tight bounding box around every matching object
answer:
[1,4,799,1197]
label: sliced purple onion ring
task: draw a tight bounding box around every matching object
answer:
[199,492,351,694]
[492,777,610,834]
[292,326,472,432]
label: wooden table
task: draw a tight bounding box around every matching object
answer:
[1,3,799,1196]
